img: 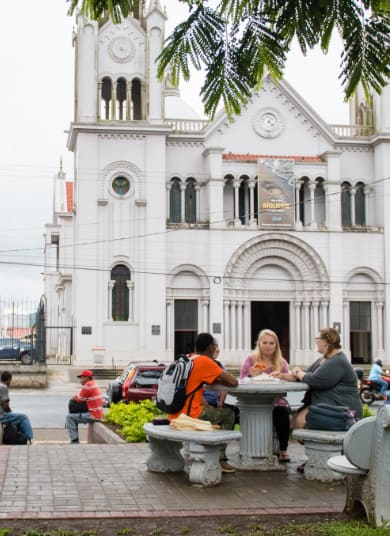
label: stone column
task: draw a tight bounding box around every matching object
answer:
[108,281,115,320]
[343,300,350,351]
[364,186,370,226]
[237,301,243,349]
[248,179,256,226]
[201,300,209,332]
[180,183,186,223]
[233,179,241,226]
[126,80,132,120]
[166,299,174,354]
[230,301,236,350]
[224,301,230,349]
[320,301,329,330]
[195,184,201,223]
[126,281,135,321]
[295,180,303,229]
[311,301,320,347]
[243,301,250,350]
[302,301,310,351]
[111,81,117,120]
[350,186,356,226]
[309,181,316,227]
[166,182,171,221]
[376,301,384,356]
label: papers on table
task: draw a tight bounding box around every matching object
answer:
[239,374,280,384]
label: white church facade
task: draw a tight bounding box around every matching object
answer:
[44,1,390,370]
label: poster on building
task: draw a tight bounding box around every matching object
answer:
[258,159,294,227]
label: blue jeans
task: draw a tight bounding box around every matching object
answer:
[1,412,33,440]
[66,412,94,442]
[373,378,388,394]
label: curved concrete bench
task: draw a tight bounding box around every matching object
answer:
[327,407,390,528]
[144,423,241,487]
[292,428,347,482]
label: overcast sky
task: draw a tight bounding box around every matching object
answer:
[0,0,350,304]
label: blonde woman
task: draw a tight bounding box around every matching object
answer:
[240,329,291,462]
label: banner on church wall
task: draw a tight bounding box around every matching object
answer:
[258,159,294,227]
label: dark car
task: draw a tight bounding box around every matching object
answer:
[0,338,33,365]
[106,361,167,405]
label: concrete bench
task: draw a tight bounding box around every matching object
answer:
[292,428,347,482]
[327,405,390,528]
[143,423,241,487]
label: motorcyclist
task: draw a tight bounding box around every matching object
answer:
[368,359,388,398]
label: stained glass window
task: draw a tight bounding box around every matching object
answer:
[112,177,130,196]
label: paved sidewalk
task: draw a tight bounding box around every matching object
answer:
[0,439,346,521]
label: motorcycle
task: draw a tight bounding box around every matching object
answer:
[358,370,390,405]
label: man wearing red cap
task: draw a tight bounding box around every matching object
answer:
[66,370,104,443]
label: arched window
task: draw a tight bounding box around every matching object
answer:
[116,77,127,120]
[355,182,366,226]
[314,178,326,225]
[169,178,181,223]
[111,264,130,321]
[131,78,142,120]
[341,181,352,227]
[299,177,310,226]
[185,178,196,223]
[238,175,250,225]
[101,77,112,120]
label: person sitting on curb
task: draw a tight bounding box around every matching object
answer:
[66,369,103,444]
[168,332,238,473]
[0,370,34,444]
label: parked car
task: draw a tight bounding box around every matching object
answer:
[0,338,34,365]
[106,361,167,406]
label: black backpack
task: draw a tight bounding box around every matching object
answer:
[2,423,28,445]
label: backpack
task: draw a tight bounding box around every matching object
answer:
[156,354,203,414]
[2,423,28,445]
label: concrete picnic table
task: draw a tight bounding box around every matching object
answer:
[211,378,308,471]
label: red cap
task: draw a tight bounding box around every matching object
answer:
[77,369,93,378]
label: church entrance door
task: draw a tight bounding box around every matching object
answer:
[251,302,290,362]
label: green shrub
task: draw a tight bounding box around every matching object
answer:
[104,399,163,442]
[362,404,375,418]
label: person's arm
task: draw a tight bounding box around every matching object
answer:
[301,356,345,389]
[1,399,11,412]
[216,370,238,386]
[240,356,254,379]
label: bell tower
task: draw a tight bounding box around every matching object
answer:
[72,0,167,124]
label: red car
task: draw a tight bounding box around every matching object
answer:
[106,362,166,405]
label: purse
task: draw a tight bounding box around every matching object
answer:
[68,399,88,413]
[306,403,356,431]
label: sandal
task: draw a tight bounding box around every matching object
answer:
[278,453,291,462]
[297,463,306,473]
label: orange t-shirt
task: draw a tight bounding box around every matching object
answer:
[168,355,223,420]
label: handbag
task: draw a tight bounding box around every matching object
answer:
[2,423,28,444]
[306,403,356,431]
[68,399,88,413]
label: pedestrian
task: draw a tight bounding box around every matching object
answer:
[0,370,33,443]
[66,370,103,444]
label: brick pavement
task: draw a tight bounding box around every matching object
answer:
[0,440,346,521]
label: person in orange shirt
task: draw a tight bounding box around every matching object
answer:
[169,332,238,472]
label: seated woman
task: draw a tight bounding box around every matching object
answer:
[240,329,291,462]
[274,327,362,430]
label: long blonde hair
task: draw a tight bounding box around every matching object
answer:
[252,329,283,372]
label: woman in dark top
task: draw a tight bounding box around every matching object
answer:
[273,327,362,429]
